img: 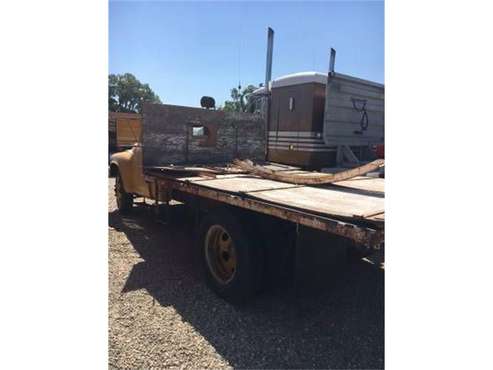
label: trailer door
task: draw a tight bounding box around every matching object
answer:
[323,73,384,147]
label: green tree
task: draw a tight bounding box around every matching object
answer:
[109,73,162,113]
[222,84,259,113]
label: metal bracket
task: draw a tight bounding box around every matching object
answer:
[336,145,360,167]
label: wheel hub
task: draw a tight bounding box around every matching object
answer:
[205,224,237,284]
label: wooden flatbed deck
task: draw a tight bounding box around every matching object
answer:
[144,162,384,249]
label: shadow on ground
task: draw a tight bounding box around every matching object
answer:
[109,204,384,369]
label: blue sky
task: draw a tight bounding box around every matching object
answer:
[109,1,384,107]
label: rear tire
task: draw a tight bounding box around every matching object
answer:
[115,172,133,214]
[197,208,263,304]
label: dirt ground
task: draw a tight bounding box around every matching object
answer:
[108,178,384,369]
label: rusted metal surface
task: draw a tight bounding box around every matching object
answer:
[145,174,383,249]
[147,166,219,178]
[145,163,250,180]
[233,158,384,185]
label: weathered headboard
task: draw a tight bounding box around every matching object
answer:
[142,103,265,166]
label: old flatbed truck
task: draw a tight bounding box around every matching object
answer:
[110,33,384,303]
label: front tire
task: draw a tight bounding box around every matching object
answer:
[115,172,133,214]
[198,208,263,304]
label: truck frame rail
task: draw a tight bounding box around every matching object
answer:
[144,168,384,250]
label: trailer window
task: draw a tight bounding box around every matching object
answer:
[192,126,207,137]
[289,97,295,111]
[190,124,217,147]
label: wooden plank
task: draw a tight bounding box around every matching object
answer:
[245,185,384,221]
[175,174,384,222]
[333,176,384,193]
[186,176,301,193]
[233,159,384,185]
[361,210,385,218]
[262,162,301,171]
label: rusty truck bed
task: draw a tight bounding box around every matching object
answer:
[143,162,384,249]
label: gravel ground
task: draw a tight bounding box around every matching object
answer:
[108,178,384,369]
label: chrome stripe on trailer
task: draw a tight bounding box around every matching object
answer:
[268,140,329,148]
[268,130,335,152]
[268,131,323,138]
[269,136,325,141]
[269,138,325,144]
[268,144,336,152]
[269,148,336,153]
[269,143,330,149]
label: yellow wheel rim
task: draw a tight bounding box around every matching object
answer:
[205,224,237,284]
